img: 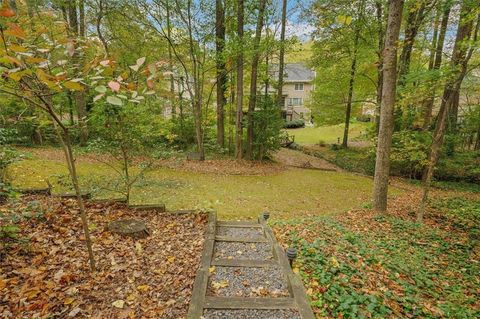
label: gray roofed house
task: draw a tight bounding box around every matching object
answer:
[270,63,316,122]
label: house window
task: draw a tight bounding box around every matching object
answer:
[294,83,304,91]
[288,98,303,106]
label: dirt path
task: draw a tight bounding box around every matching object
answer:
[272,147,340,171]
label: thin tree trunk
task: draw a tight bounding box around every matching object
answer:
[216,0,227,147]
[68,1,88,145]
[246,0,267,159]
[397,1,426,86]
[423,4,451,129]
[166,0,176,119]
[343,2,363,148]
[96,0,109,56]
[418,7,478,223]
[53,120,95,271]
[375,0,384,134]
[79,0,85,36]
[421,6,441,128]
[373,0,404,213]
[277,0,287,108]
[235,0,244,159]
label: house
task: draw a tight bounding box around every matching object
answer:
[274,63,316,122]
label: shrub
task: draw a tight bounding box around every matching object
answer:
[389,131,431,179]
[284,119,305,129]
[253,96,284,160]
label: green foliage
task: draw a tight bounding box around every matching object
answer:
[390,131,431,179]
[284,119,305,129]
[252,96,284,160]
[278,201,480,318]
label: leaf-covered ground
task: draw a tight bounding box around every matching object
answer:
[0,196,207,318]
[9,147,386,219]
[273,182,480,319]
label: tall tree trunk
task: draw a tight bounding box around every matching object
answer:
[423,4,451,129]
[277,0,287,108]
[373,0,404,213]
[417,8,478,222]
[68,1,88,145]
[375,0,384,134]
[166,0,176,119]
[235,0,244,159]
[343,1,363,148]
[216,0,227,147]
[246,0,267,159]
[79,0,85,37]
[421,6,440,128]
[397,1,426,86]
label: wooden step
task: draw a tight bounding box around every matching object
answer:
[204,296,296,310]
[217,221,262,228]
[211,259,276,268]
[215,235,268,243]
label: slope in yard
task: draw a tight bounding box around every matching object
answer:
[9,148,388,219]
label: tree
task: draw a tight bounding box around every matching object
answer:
[216,0,227,147]
[276,0,287,108]
[373,0,404,212]
[246,0,267,159]
[421,2,451,129]
[417,2,479,222]
[0,5,95,269]
[235,0,244,159]
[342,0,365,148]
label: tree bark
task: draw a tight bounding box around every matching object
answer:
[342,1,363,148]
[235,0,244,159]
[216,0,227,147]
[166,0,176,119]
[397,1,427,86]
[374,0,384,134]
[277,0,287,108]
[417,7,479,223]
[373,0,404,213]
[67,1,88,145]
[246,0,267,159]
[423,4,451,129]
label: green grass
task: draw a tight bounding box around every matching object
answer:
[9,155,386,219]
[286,122,371,145]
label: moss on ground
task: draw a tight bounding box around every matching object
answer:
[9,153,386,219]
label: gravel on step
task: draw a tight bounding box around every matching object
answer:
[216,226,265,240]
[214,242,273,260]
[208,266,290,298]
[203,309,301,319]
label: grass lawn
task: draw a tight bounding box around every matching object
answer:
[286,122,371,145]
[8,149,387,219]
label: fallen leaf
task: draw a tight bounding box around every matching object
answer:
[112,300,125,309]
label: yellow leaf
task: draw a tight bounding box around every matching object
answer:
[25,57,47,64]
[135,242,142,254]
[127,293,137,301]
[9,44,28,53]
[211,280,229,289]
[64,81,84,91]
[208,266,216,274]
[136,284,150,292]
[167,256,175,263]
[64,297,75,305]
[112,299,125,309]
[293,267,300,274]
